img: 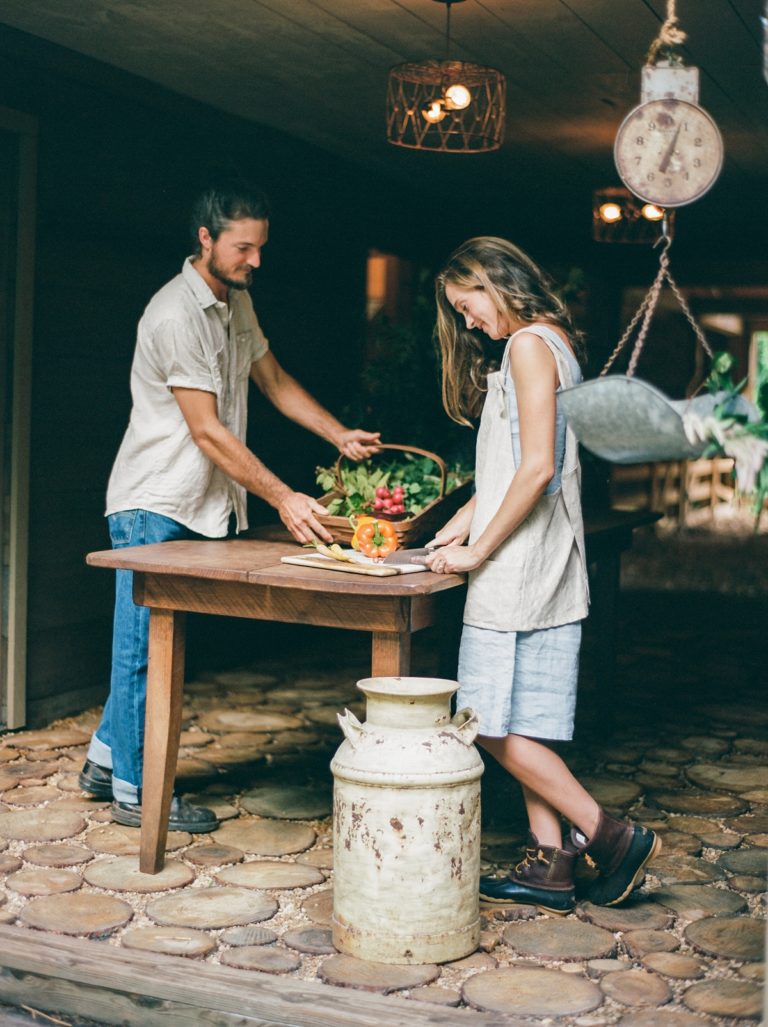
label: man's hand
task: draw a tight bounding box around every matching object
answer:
[336,429,381,461]
[278,491,334,544]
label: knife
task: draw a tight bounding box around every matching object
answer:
[382,546,439,566]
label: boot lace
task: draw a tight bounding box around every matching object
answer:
[514,848,549,876]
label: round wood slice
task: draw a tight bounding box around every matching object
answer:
[740,787,768,803]
[303,707,346,727]
[7,867,82,896]
[302,887,333,926]
[20,892,132,936]
[4,728,90,750]
[84,824,191,855]
[24,843,94,867]
[586,958,634,978]
[462,967,602,1016]
[184,844,244,868]
[296,848,334,870]
[655,831,702,857]
[210,670,279,687]
[209,732,270,750]
[264,731,325,753]
[653,884,746,919]
[220,946,301,973]
[650,792,747,816]
[0,761,59,787]
[0,809,85,841]
[180,794,239,821]
[699,831,742,850]
[0,749,20,764]
[600,969,671,1007]
[178,730,215,748]
[57,772,90,793]
[623,930,680,958]
[446,952,498,970]
[616,1010,707,1026]
[502,919,616,961]
[728,874,766,893]
[719,847,768,876]
[220,925,277,947]
[48,796,109,812]
[749,832,768,847]
[214,818,316,856]
[0,854,22,873]
[641,952,705,979]
[684,915,764,961]
[682,979,762,1019]
[198,710,303,732]
[734,738,768,756]
[241,785,332,820]
[121,925,215,957]
[577,900,673,933]
[146,886,278,929]
[174,757,217,781]
[727,812,768,834]
[685,762,768,793]
[639,761,682,779]
[408,985,461,1006]
[215,860,324,890]
[738,963,765,982]
[578,777,643,808]
[318,954,439,993]
[84,855,195,892]
[666,815,724,837]
[646,747,692,765]
[2,785,61,806]
[281,926,336,955]
[650,855,725,886]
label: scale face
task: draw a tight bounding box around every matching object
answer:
[614,97,723,207]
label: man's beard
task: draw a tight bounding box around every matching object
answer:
[208,253,252,291]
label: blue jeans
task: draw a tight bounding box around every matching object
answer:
[87,510,197,803]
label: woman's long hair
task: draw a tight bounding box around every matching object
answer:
[435,236,585,425]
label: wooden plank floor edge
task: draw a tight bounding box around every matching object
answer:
[0,925,508,1027]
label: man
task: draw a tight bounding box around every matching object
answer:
[80,183,379,831]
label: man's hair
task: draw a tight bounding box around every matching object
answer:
[190,183,271,253]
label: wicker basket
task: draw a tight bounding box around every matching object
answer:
[316,443,474,547]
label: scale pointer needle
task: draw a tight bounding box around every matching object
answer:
[659,125,681,173]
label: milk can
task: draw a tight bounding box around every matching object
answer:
[331,676,483,964]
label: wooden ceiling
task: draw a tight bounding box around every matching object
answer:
[2,0,767,251]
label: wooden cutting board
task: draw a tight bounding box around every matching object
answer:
[280,555,399,577]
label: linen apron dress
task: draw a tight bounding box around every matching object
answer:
[456,324,590,741]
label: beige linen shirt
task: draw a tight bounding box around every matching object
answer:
[106,258,269,537]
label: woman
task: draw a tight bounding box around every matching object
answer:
[425,237,659,913]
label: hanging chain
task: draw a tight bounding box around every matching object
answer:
[646,0,688,64]
[600,226,713,380]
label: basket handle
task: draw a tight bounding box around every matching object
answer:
[333,443,447,499]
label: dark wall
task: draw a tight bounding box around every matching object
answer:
[0,27,451,724]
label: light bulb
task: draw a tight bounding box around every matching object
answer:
[444,83,471,110]
[598,202,623,224]
[641,203,665,221]
[422,99,446,123]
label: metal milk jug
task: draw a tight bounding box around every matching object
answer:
[331,676,483,964]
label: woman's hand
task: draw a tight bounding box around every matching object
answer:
[425,543,483,575]
[423,497,476,550]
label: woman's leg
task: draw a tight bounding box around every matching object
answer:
[480,733,600,841]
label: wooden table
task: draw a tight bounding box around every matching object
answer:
[86,509,657,872]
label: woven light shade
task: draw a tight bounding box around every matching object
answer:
[386,58,505,153]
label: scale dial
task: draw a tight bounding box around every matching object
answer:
[614,98,723,207]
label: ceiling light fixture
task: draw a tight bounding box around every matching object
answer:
[386,0,506,153]
[592,187,675,243]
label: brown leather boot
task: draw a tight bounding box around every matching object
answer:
[572,809,661,906]
[480,831,576,915]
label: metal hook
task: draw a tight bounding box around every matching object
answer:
[653,213,673,254]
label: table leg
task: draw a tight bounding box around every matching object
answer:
[371,631,412,677]
[140,608,186,874]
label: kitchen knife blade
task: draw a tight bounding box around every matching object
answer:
[382,547,437,566]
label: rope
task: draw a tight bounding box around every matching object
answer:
[600,232,713,380]
[646,0,687,64]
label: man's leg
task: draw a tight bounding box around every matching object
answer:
[82,510,216,831]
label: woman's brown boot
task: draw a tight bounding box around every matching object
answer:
[572,809,661,906]
[480,831,576,915]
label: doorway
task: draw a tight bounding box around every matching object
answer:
[0,107,37,729]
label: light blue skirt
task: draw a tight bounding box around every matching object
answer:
[456,621,581,741]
